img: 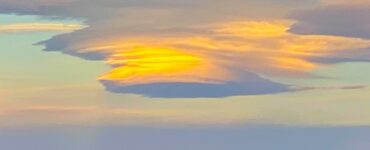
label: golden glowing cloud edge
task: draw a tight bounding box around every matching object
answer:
[71,20,370,86]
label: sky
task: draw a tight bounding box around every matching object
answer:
[0,0,370,149]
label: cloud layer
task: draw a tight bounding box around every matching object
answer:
[1,0,370,97]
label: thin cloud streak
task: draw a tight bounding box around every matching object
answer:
[0,23,84,33]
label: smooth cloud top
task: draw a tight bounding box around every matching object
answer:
[1,0,370,97]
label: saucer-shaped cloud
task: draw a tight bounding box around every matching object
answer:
[34,21,370,97]
[1,0,370,98]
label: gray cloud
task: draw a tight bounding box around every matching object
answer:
[307,47,370,64]
[289,4,370,39]
[101,71,292,98]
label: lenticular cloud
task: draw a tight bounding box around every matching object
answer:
[1,0,370,97]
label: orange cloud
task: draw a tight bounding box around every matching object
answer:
[80,21,370,87]
[213,21,289,38]
[24,20,370,97]
[99,46,230,85]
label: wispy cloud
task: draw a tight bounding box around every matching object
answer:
[2,89,370,127]
[0,105,247,127]
[0,23,84,33]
